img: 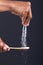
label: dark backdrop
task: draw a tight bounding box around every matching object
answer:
[0,0,43,65]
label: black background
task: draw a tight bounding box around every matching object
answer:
[0,0,43,65]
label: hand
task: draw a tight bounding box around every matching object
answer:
[10,1,32,26]
[0,38,10,52]
[0,1,32,26]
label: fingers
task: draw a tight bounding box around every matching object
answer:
[0,38,10,53]
[3,43,10,52]
[22,12,30,26]
[22,2,32,26]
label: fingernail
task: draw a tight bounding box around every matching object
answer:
[7,47,10,51]
[3,47,7,51]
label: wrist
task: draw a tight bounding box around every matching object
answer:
[0,1,11,12]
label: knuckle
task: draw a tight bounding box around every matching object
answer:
[28,2,31,6]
